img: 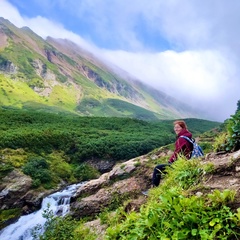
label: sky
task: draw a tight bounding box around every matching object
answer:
[0,0,240,122]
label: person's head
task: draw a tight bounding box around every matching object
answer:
[173,120,187,135]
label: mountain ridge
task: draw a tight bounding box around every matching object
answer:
[0,17,207,120]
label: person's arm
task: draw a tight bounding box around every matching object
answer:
[169,138,187,163]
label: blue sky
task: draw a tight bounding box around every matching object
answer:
[1,0,240,121]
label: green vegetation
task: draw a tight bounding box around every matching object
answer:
[77,98,163,120]
[73,163,100,182]
[104,159,240,240]
[35,158,240,240]
[225,111,240,151]
[22,157,52,188]
[0,108,219,159]
[0,208,22,230]
[213,108,240,152]
[31,104,240,240]
[0,107,219,186]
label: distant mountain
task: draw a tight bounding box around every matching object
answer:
[0,17,205,120]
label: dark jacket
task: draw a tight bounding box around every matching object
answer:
[169,128,193,163]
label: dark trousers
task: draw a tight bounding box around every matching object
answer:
[152,163,171,187]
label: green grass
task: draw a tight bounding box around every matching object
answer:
[104,158,240,240]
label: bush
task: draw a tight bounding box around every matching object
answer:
[32,206,97,240]
[22,157,52,187]
[225,111,240,151]
[73,163,99,181]
[213,132,228,152]
[0,164,14,179]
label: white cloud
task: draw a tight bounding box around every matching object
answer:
[0,0,239,121]
[100,49,238,121]
[0,0,97,51]
[0,0,25,27]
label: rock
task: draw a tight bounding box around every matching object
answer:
[73,155,150,199]
[0,60,17,73]
[85,159,115,173]
[109,156,149,179]
[0,170,32,210]
[71,177,147,218]
[202,149,240,200]
[71,155,151,218]
[73,173,109,197]
[0,170,55,214]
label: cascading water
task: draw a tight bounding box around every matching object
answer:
[0,182,85,240]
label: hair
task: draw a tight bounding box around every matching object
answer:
[173,120,188,129]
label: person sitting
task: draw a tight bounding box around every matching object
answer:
[152,120,193,187]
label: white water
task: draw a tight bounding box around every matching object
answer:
[0,182,84,240]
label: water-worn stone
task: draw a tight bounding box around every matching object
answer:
[0,170,32,210]
[71,177,146,218]
[0,170,56,213]
[71,155,152,218]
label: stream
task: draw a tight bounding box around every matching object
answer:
[0,182,85,240]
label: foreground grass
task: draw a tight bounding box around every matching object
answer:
[37,157,240,240]
[104,158,240,239]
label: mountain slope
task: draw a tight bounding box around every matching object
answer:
[0,17,205,120]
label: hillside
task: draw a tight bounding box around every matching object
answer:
[0,107,220,180]
[76,148,240,239]
[1,137,239,239]
[0,17,205,120]
[1,108,239,239]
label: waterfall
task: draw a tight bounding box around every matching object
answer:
[0,182,85,240]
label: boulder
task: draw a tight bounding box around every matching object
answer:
[71,155,151,218]
[0,170,55,214]
[71,177,147,218]
[0,170,32,210]
[73,155,150,199]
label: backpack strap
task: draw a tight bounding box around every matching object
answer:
[180,135,194,144]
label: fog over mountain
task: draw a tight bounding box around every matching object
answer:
[1,1,239,121]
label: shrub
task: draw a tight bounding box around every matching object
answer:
[213,132,228,152]
[73,163,99,181]
[0,164,14,179]
[22,157,52,187]
[225,111,240,151]
[32,205,97,240]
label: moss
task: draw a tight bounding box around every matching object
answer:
[0,208,22,230]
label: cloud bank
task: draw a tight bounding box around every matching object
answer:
[1,0,240,121]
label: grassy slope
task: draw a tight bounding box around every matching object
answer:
[0,18,204,120]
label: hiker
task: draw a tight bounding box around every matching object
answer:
[152,120,193,187]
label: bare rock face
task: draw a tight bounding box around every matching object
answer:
[202,150,240,193]
[71,155,151,218]
[0,170,33,210]
[0,170,52,214]
[71,177,147,218]
[73,155,149,198]
[71,149,240,220]
[0,60,17,73]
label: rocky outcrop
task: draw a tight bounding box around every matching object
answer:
[0,170,33,210]
[0,170,56,214]
[70,155,152,218]
[70,149,240,220]
[201,150,240,206]
[86,159,115,174]
[0,59,17,73]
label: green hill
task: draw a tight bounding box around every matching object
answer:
[0,17,205,120]
[0,107,220,182]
